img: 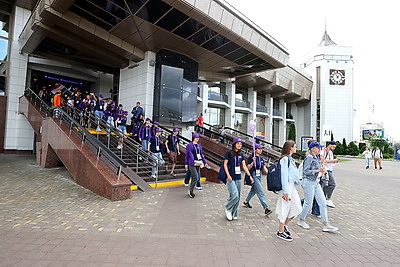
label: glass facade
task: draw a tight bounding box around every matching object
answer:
[0,4,10,95]
[234,112,247,132]
[207,107,225,127]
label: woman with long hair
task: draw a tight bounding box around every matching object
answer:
[275,140,302,241]
[223,138,253,221]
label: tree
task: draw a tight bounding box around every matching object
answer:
[342,138,348,155]
[334,141,344,155]
[359,142,366,152]
[347,141,360,156]
[288,123,296,142]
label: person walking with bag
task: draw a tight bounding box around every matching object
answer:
[223,138,253,221]
[185,133,207,198]
[243,143,272,216]
[297,141,339,232]
[372,146,383,169]
[362,147,372,169]
[275,140,302,241]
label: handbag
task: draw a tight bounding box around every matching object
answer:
[194,160,204,168]
[217,161,227,184]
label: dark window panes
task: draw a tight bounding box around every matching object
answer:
[245,57,266,66]
[225,47,249,62]
[182,79,197,122]
[214,41,240,57]
[201,35,229,51]
[234,53,258,65]
[125,0,147,14]
[160,65,183,123]
[35,37,79,56]
[190,26,218,45]
[102,0,130,21]
[0,38,8,60]
[136,0,172,24]
[80,0,122,26]
[0,74,5,95]
[156,8,189,32]
[173,19,203,39]
[0,14,9,38]
[70,3,113,31]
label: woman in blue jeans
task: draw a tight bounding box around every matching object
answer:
[223,138,253,221]
[298,141,339,232]
[243,143,272,216]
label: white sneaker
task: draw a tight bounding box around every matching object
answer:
[322,225,339,232]
[196,187,202,190]
[184,183,189,187]
[117,145,122,149]
[326,199,336,208]
[233,216,238,220]
[96,127,101,132]
[297,220,310,229]
[225,209,233,221]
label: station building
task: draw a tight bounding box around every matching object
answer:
[0,0,314,153]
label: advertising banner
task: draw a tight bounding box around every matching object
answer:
[362,129,384,140]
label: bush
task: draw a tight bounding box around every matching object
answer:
[334,141,344,155]
[288,123,296,142]
[347,141,360,156]
[383,153,393,159]
[359,142,366,152]
[342,138,348,155]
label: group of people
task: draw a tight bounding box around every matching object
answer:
[217,138,340,242]
[362,146,384,169]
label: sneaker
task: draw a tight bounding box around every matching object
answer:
[225,209,233,221]
[96,127,101,132]
[322,224,339,232]
[243,201,252,208]
[312,213,322,218]
[196,187,202,190]
[326,199,336,208]
[283,225,291,237]
[188,191,195,198]
[184,183,189,187]
[297,220,310,229]
[380,167,382,170]
[366,166,369,169]
[276,232,293,242]
[264,208,272,216]
[233,216,238,220]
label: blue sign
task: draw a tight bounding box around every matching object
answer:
[396,148,400,160]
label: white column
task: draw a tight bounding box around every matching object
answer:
[4,6,33,151]
[199,83,209,124]
[119,51,156,120]
[248,87,257,133]
[225,81,235,129]
[279,99,287,145]
[266,94,273,143]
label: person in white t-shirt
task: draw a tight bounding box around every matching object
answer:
[321,141,339,208]
[362,147,372,169]
[371,146,383,169]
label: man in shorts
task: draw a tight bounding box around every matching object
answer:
[165,128,180,176]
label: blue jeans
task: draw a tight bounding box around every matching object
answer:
[184,169,201,187]
[151,152,165,177]
[225,179,241,218]
[95,110,103,125]
[245,175,269,209]
[365,158,370,167]
[299,178,329,223]
[141,139,149,159]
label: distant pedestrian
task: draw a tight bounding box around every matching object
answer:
[131,101,144,125]
[148,128,165,179]
[372,146,383,169]
[243,143,272,216]
[197,113,204,134]
[275,140,302,242]
[362,147,372,169]
[185,133,207,198]
[223,138,253,221]
[165,128,180,177]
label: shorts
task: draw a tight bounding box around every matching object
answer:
[168,151,177,164]
[118,125,127,135]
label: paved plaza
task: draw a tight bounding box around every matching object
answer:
[0,154,399,266]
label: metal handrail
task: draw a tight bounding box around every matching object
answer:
[203,122,305,160]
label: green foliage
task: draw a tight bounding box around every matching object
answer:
[359,142,366,152]
[342,138,347,154]
[347,141,360,156]
[288,123,296,142]
[383,153,393,159]
[334,141,344,155]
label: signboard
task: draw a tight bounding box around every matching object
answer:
[396,148,400,160]
[301,136,314,151]
[362,129,384,140]
[321,125,332,142]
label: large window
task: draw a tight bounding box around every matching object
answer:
[207,107,225,126]
[0,4,11,95]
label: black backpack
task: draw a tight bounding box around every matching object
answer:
[267,156,290,192]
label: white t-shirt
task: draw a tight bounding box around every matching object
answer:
[362,150,372,159]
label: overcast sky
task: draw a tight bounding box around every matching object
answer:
[226,0,400,142]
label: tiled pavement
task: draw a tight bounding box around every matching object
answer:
[0,154,399,266]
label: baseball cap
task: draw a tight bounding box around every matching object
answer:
[145,117,151,121]
[172,127,179,132]
[309,141,324,149]
[192,133,199,138]
[155,128,162,133]
[99,94,104,98]
[328,141,337,146]
[153,121,159,125]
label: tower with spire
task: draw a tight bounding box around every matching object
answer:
[300,29,354,143]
